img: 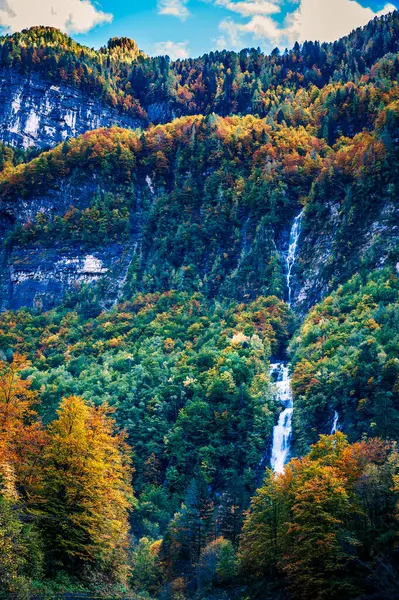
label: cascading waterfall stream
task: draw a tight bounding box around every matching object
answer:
[331,411,340,434]
[286,211,304,306]
[270,210,304,473]
[270,364,294,473]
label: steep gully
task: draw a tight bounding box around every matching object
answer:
[269,212,339,473]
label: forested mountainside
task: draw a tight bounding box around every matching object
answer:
[2,9,399,600]
[291,268,399,451]
[0,116,327,312]
[2,11,399,148]
[1,99,399,314]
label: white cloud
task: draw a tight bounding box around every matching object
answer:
[157,0,190,20]
[215,0,282,49]
[217,14,281,49]
[0,0,112,34]
[215,0,280,17]
[286,0,396,44]
[215,0,396,50]
[154,40,190,60]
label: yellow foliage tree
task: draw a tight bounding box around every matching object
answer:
[43,395,134,584]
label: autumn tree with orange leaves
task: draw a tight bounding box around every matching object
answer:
[0,355,45,600]
[0,354,48,504]
[239,434,399,600]
[0,360,134,595]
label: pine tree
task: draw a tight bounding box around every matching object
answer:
[183,474,214,565]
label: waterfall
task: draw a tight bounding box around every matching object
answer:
[269,211,303,473]
[270,364,294,473]
[331,411,340,434]
[286,210,304,306]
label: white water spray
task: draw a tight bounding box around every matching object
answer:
[270,211,303,473]
[331,411,340,434]
[270,364,293,473]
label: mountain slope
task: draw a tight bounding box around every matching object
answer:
[0,95,398,314]
[291,267,399,453]
[2,11,399,600]
[0,115,328,311]
[1,11,399,148]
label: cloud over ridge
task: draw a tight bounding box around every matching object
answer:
[154,39,190,59]
[216,0,396,50]
[0,0,113,34]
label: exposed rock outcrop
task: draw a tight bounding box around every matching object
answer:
[7,246,124,311]
[0,68,142,149]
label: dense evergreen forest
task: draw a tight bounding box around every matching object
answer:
[2,9,399,600]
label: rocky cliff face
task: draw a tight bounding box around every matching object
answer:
[3,178,398,314]
[7,245,131,312]
[0,174,136,312]
[0,68,142,149]
[2,188,399,314]
[292,200,399,316]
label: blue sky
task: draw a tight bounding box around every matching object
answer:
[0,0,398,58]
